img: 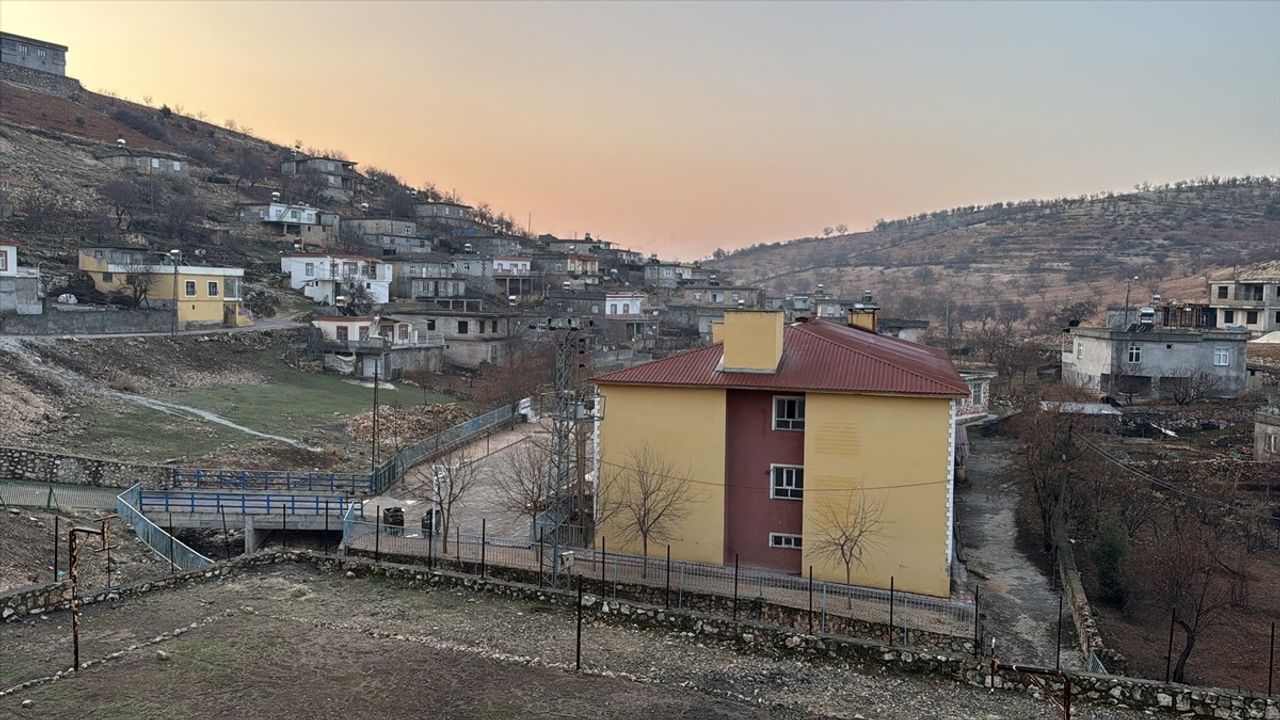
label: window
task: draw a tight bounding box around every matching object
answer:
[622,303,631,314]
[609,304,617,315]
[304,262,315,277]
[770,465,804,500]
[426,319,436,331]
[457,320,469,334]
[1126,344,1141,363]
[1246,310,1259,325]
[0,252,7,272]
[398,324,408,340]
[769,533,802,550]
[358,326,370,341]
[102,271,113,283]
[336,326,349,341]
[37,48,46,59]
[208,281,219,297]
[184,280,197,297]
[773,396,805,430]
[1217,285,1228,299]
[1214,347,1230,366]
[491,320,498,333]
[1076,341,1083,358]
[18,44,27,55]
[1224,310,1235,323]
[970,382,984,407]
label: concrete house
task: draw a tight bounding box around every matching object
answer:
[668,283,763,310]
[343,216,431,257]
[1061,326,1249,400]
[1209,277,1280,336]
[386,255,465,301]
[96,146,188,174]
[1,33,67,76]
[1256,407,1280,462]
[280,155,361,202]
[643,260,697,289]
[414,201,474,221]
[237,201,338,247]
[280,253,392,305]
[396,309,518,368]
[311,315,443,379]
[0,241,41,315]
[78,247,250,328]
[594,310,969,596]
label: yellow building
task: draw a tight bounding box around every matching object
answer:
[594,310,968,597]
[78,247,252,329]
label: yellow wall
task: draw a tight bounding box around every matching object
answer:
[78,252,245,326]
[596,384,726,564]
[801,392,953,597]
[847,310,877,332]
[721,310,782,372]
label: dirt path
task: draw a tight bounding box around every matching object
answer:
[955,436,1083,669]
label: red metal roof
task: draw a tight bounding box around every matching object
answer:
[595,318,969,397]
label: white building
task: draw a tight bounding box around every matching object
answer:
[0,241,41,315]
[310,315,442,379]
[605,292,646,318]
[280,254,392,305]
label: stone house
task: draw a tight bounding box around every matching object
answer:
[1,33,67,76]
[280,155,361,202]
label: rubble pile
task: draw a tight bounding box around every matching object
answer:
[346,403,471,449]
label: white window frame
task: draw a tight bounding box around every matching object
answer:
[1126,344,1141,364]
[1213,347,1230,367]
[769,464,804,500]
[207,281,219,297]
[773,395,805,431]
[184,280,197,297]
[768,533,802,550]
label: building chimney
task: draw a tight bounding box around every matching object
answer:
[847,302,879,333]
[721,310,784,373]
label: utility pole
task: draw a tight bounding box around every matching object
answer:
[68,516,118,671]
[371,365,380,474]
[546,320,598,537]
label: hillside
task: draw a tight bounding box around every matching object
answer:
[711,180,1280,322]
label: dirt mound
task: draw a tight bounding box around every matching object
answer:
[347,403,471,451]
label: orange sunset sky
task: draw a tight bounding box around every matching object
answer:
[3,1,1277,259]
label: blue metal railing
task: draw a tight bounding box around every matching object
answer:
[139,490,363,517]
[116,484,212,571]
[169,469,372,494]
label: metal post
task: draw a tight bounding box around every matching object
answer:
[375,505,381,562]
[53,516,59,582]
[538,530,544,587]
[889,576,895,646]
[324,500,330,555]
[664,545,671,609]
[733,553,739,621]
[974,587,981,659]
[600,537,606,595]
[1268,621,1275,696]
[1165,608,1176,683]
[456,526,460,563]
[575,576,584,672]
[480,518,487,579]
[808,565,814,635]
[371,366,380,474]
[220,506,231,561]
[281,503,287,551]
[1056,591,1064,670]
[69,532,80,670]
[168,512,175,574]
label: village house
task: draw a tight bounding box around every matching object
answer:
[237,201,338,247]
[310,315,443,379]
[414,201,474,222]
[342,216,431,257]
[1,32,67,76]
[492,256,539,299]
[395,308,519,368]
[78,247,250,328]
[643,259,698,289]
[280,155,361,202]
[1061,325,1249,400]
[1209,276,1280,335]
[280,253,392,305]
[594,310,969,596]
[668,283,764,309]
[95,145,188,174]
[543,236,612,256]
[386,254,465,301]
[0,241,41,315]
[1255,407,1280,462]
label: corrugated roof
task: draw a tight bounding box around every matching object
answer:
[595,318,969,397]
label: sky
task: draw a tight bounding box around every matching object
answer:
[3,1,1278,259]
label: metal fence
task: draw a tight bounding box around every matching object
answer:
[139,490,363,518]
[169,469,372,494]
[341,519,975,637]
[116,484,212,571]
[370,405,516,494]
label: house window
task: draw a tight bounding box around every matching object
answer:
[609,304,617,315]
[971,382,984,406]
[1246,310,1258,325]
[0,253,7,272]
[17,44,27,55]
[458,320,469,334]
[770,465,804,500]
[1213,347,1230,366]
[37,48,47,59]
[1076,341,1083,358]
[1217,286,1228,299]
[398,325,408,340]
[426,319,436,331]
[1126,344,1141,363]
[336,326,349,341]
[1274,311,1280,325]
[184,280,197,297]
[1224,310,1235,323]
[102,271,113,283]
[304,263,314,276]
[491,320,498,333]
[207,281,219,297]
[358,326,370,341]
[773,396,805,431]
[769,533,802,550]
[622,303,631,314]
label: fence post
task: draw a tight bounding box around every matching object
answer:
[1056,591,1064,670]
[821,583,827,633]
[538,530,544,587]
[599,537,606,596]
[664,545,671,610]
[324,500,330,555]
[53,516,59,582]
[168,512,175,574]
[677,565,684,609]
[428,519,435,571]
[808,565,814,635]
[888,576,895,646]
[733,553,739,621]
[456,526,460,564]
[375,505,381,562]
[973,587,981,659]
[576,575,584,672]
[480,518,487,579]
[220,506,231,561]
[281,503,287,551]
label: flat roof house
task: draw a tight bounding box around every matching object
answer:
[1209,277,1280,336]
[78,247,250,328]
[1,32,67,76]
[0,240,42,315]
[280,253,392,306]
[280,155,361,202]
[594,311,969,597]
[96,146,189,174]
[1062,326,1249,400]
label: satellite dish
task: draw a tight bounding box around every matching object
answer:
[116,138,127,147]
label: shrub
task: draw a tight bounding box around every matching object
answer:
[1089,516,1128,606]
[74,115,86,127]
[111,107,166,140]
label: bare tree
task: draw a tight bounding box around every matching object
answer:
[1163,367,1223,405]
[230,147,266,189]
[809,490,887,595]
[99,178,144,230]
[341,281,373,314]
[120,264,157,307]
[431,447,481,555]
[598,444,695,577]
[493,434,552,535]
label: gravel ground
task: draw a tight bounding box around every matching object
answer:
[0,564,1151,719]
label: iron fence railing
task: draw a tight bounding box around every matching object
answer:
[340,519,975,638]
[169,469,372,494]
[139,490,363,517]
[370,405,516,494]
[116,484,212,571]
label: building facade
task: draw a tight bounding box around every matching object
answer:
[1061,326,1249,399]
[78,247,249,328]
[1256,408,1280,462]
[96,148,188,174]
[280,254,392,305]
[311,315,442,378]
[1,33,67,76]
[1209,277,1280,336]
[280,156,361,201]
[0,241,41,315]
[594,311,968,596]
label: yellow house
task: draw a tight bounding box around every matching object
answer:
[593,310,968,597]
[78,247,252,329]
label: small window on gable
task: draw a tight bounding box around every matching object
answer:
[1214,347,1230,366]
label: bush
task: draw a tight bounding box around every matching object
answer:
[74,115,86,126]
[1088,517,1128,606]
[111,107,166,140]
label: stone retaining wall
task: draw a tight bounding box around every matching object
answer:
[4,550,1275,719]
[1055,520,1126,672]
[0,63,84,97]
[0,447,168,488]
[0,307,173,335]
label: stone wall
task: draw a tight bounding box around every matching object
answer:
[0,307,173,335]
[0,447,168,488]
[0,62,84,97]
[1054,520,1125,672]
